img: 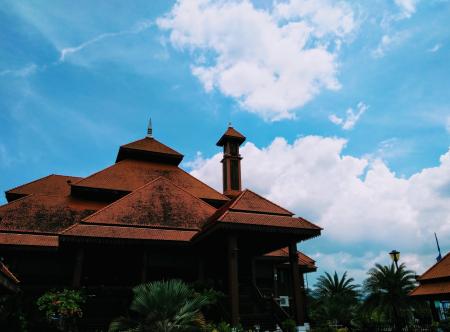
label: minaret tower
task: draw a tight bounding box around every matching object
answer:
[216,123,246,198]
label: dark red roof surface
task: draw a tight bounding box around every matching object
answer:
[73,159,228,202]
[217,126,246,146]
[229,190,294,216]
[0,233,58,247]
[0,194,105,233]
[217,211,320,230]
[116,137,184,164]
[266,247,316,269]
[62,223,196,242]
[6,174,81,200]
[410,280,450,297]
[83,177,216,230]
[418,252,450,281]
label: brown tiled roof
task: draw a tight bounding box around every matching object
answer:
[61,223,196,242]
[229,190,294,216]
[418,252,450,281]
[5,174,81,201]
[116,137,184,164]
[217,211,321,230]
[410,280,450,297]
[72,159,228,202]
[0,232,58,247]
[265,247,316,269]
[217,126,246,146]
[83,177,216,230]
[0,194,105,233]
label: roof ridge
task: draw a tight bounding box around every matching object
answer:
[82,176,165,222]
[177,167,229,202]
[0,193,36,209]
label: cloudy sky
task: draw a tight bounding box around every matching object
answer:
[1,0,449,284]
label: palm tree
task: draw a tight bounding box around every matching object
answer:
[109,280,212,332]
[363,263,417,330]
[312,271,360,328]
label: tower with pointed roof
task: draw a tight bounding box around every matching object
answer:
[217,124,246,198]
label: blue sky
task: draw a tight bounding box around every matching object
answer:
[1,0,449,284]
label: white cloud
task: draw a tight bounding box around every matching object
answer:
[428,43,442,53]
[188,135,450,279]
[394,0,417,18]
[371,31,409,58]
[158,0,356,121]
[0,64,37,78]
[59,20,153,62]
[329,102,368,130]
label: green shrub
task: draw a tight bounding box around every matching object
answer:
[36,289,85,331]
[281,318,296,332]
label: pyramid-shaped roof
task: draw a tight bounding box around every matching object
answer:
[72,159,228,202]
[116,137,183,165]
[216,126,246,146]
[229,190,294,216]
[83,177,216,230]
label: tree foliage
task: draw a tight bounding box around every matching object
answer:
[362,263,417,327]
[311,271,360,328]
[109,280,214,332]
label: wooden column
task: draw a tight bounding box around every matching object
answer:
[72,248,84,288]
[228,235,239,326]
[141,250,148,283]
[299,271,308,322]
[198,257,205,282]
[289,241,305,326]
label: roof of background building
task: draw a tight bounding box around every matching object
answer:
[418,252,450,281]
[265,247,317,270]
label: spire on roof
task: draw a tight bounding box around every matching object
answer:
[146,118,153,138]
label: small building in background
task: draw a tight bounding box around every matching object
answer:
[410,252,450,322]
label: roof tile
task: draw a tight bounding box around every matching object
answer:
[0,194,105,233]
[418,252,450,281]
[72,159,228,202]
[229,190,294,216]
[83,177,216,229]
[62,223,196,242]
[0,232,58,247]
[410,280,450,296]
[6,174,81,201]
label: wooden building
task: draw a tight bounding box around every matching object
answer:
[0,125,321,330]
[410,252,450,322]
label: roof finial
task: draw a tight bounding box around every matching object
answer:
[146,118,153,138]
[228,121,232,128]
